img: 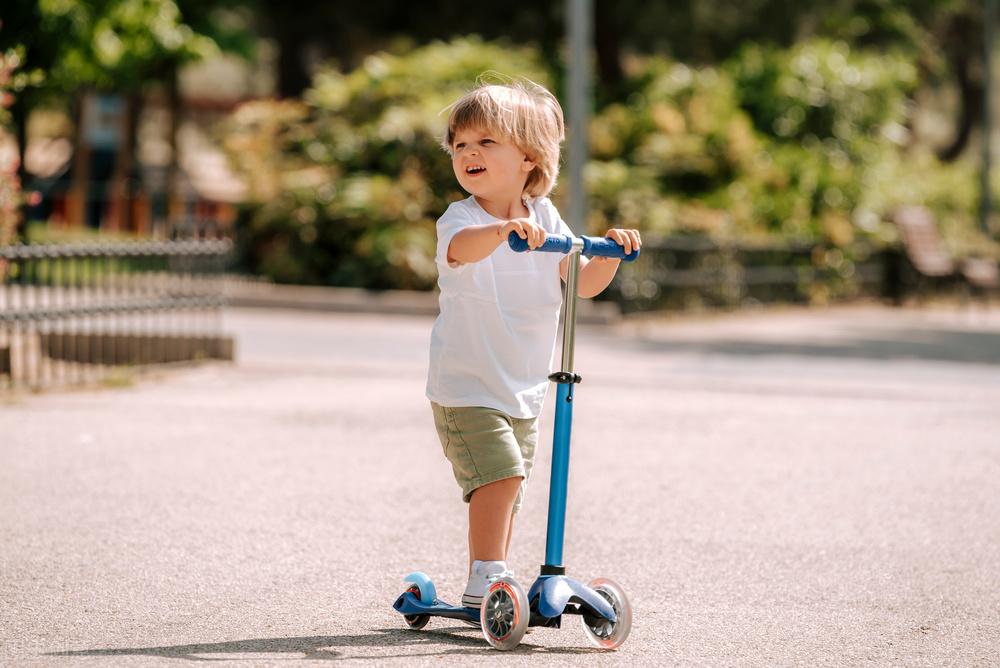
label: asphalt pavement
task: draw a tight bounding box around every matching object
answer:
[2,302,999,666]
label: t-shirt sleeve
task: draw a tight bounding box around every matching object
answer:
[436,203,474,270]
[539,197,575,238]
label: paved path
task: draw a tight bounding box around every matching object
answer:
[2,304,999,666]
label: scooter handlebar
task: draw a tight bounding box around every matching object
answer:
[507,231,640,262]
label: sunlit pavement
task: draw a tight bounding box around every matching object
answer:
[2,303,999,666]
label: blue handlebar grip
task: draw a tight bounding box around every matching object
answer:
[507,231,573,254]
[582,235,640,262]
[507,231,639,262]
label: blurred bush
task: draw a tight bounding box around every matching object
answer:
[1,45,26,250]
[223,37,548,288]
[225,37,997,290]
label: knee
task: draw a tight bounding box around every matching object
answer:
[472,475,524,499]
[495,475,524,491]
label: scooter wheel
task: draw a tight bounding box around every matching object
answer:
[402,571,436,604]
[581,578,632,649]
[479,576,528,651]
[402,585,429,630]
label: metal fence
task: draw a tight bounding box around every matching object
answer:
[608,236,888,313]
[0,240,234,392]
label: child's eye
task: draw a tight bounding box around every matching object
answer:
[480,139,494,145]
[454,142,465,150]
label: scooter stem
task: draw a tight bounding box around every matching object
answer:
[544,239,584,568]
[559,242,583,372]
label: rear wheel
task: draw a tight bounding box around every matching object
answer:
[402,585,430,630]
[402,571,436,603]
[479,576,528,650]
[581,578,632,649]
[401,572,436,631]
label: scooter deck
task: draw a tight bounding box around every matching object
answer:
[394,576,616,627]
[392,592,481,624]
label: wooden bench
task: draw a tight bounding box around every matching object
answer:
[887,205,999,302]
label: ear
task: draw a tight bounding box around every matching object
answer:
[521,155,536,172]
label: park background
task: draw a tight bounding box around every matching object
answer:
[2,0,999,312]
[2,2,1000,665]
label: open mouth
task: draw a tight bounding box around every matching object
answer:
[466,166,486,175]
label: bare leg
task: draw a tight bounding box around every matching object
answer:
[504,512,516,560]
[468,477,523,563]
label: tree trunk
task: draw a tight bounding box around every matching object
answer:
[166,66,182,238]
[111,92,142,233]
[594,0,624,91]
[274,19,311,97]
[10,96,29,238]
[68,94,90,230]
[11,97,28,185]
[938,12,983,163]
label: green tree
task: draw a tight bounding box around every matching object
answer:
[224,38,550,287]
[0,0,251,234]
[0,35,29,248]
[247,0,993,164]
[253,0,564,97]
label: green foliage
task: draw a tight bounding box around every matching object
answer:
[35,0,219,91]
[729,40,917,151]
[1,0,236,105]
[723,38,987,252]
[585,59,760,237]
[0,45,45,106]
[225,37,549,288]
[585,38,994,256]
[1,44,25,248]
[227,37,997,290]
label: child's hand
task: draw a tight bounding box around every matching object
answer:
[499,218,547,250]
[603,228,642,258]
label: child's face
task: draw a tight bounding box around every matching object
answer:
[450,126,535,203]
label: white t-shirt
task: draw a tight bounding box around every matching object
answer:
[425,195,574,418]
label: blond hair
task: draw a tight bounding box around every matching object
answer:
[443,77,565,198]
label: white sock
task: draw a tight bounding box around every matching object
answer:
[470,559,506,577]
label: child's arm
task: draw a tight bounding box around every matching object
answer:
[448,218,548,265]
[561,228,641,298]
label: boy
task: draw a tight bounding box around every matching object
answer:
[426,77,640,608]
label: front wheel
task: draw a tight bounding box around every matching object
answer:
[480,576,528,650]
[402,585,430,630]
[581,578,632,649]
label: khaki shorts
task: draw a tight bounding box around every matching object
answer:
[431,402,538,514]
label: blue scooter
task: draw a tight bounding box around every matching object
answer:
[393,232,639,650]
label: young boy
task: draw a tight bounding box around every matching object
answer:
[425,78,640,608]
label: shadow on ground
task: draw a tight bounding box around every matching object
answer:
[627,327,1000,366]
[47,629,604,661]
